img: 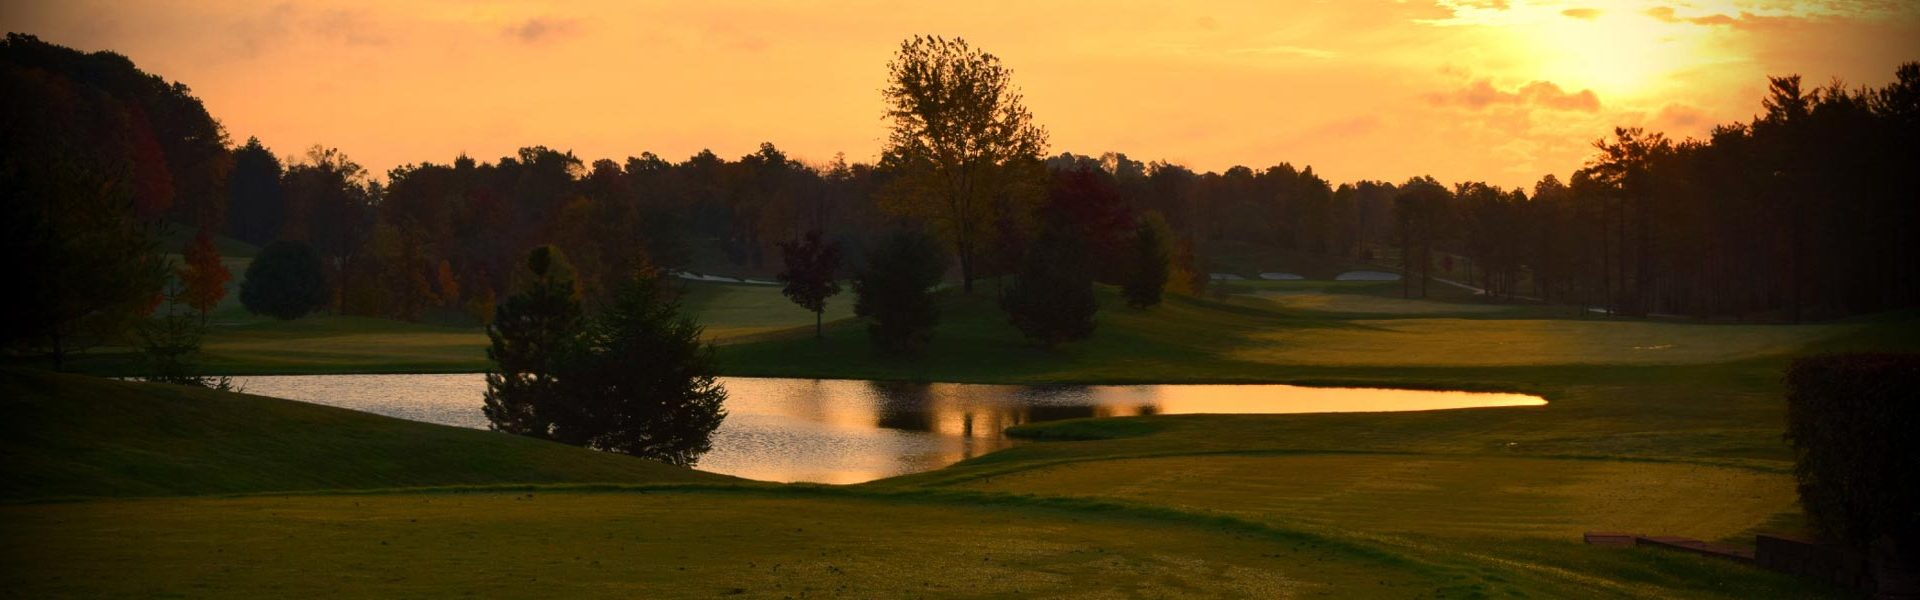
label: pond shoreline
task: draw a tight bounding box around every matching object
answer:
[61,359,1558,397]
[229,374,1546,484]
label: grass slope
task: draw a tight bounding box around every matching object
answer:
[9,280,1912,597]
[715,283,1857,384]
[0,368,727,500]
[58,280,839,376]
[1,488,1449,598]
[677,280,854,340]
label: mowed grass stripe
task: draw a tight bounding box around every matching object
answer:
[0,490,1445,599]
[951,454,1796,542]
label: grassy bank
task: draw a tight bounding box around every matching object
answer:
[715,282,1859,384]
[2,488,1453,598]
[0,368,727,500]
[7,277,1910,596]
[55,279,837,376]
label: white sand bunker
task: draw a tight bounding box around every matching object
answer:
[1334,270,1401,281]
[1210,273,1246,281]
[674,272,779,285]
[1258,272,1303,280]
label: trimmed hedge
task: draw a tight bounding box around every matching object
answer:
[1784,353,1920,547]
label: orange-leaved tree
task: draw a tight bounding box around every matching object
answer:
[179,228,231,322]
[434,259,461,308]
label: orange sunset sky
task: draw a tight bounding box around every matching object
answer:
[6,0,1917,188]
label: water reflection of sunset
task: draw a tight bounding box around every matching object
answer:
[705,378,1544,483]
[226,374,1544,485]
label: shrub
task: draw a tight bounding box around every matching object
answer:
[239,240,329,320]
[135,277,233,390]
[1121,213,1173,308]
[1002,223,1096,348]
[554,274,727,466]
[482,247,725,466]
[482,246,583,438]
[1784,353,1920,548]
[852,230,946,356]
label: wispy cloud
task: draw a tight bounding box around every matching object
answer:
[230,4,388,58]
[502,17,581,44]
[1428,79,1600,112]
[1226,44,1337,59]
[1649,103,1709,133]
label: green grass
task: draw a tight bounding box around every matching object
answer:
[60,280,842,376]
[0,368,728,500]
[196,314,490,374]
[1230,317,1854,367]
[677,280,853,340]
[714,284,1857,384]
[0,488,1454,598]
[11,270,1913,597]
[1200,241,1383,280]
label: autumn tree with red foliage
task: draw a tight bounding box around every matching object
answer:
[1042,167,1137,284]
[777,230,843,339]
[178,228,231,321]
[434,259,461,308]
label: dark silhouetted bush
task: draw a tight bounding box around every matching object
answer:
[483,245,583,438]
[555,273,726,466]
[239,241,329,320]
[852,230,946,356]
[1122,213,1173,309]
[1002,223,1096,349]
[1785,353,1920,548]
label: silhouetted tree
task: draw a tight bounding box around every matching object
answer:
[553,273,727,466]
[1393,177,1450,299]
[226,137,285,245]
[0,35,231,231]
[1,34,173,369]
[777,230,843,339]
[1042,166,1136,283]
[852,230,947,356]
[3,155,168,370]
[1123,213,1174,308]
[239,240,329,320]
[879,35,1048,294]
[1581,127,1672,316]
[1785,354,1920,554]
[281,146,374,311]
[483,246,584,438]
[1003,222,1097,348]
[20,30,1915,328]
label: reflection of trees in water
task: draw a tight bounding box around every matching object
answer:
[865,380,1113,437]
[1012,384,1096,405]
[1022,404,1099,423]
[1003,385,1090,429]
[869,380,937,432]
[782,378,833,423]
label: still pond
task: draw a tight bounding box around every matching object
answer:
[232,374,1545,484]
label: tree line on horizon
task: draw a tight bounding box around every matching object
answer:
[5,31,1918,369]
